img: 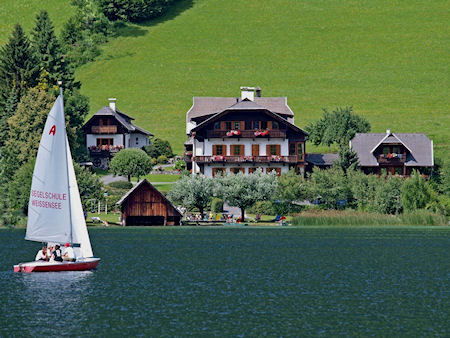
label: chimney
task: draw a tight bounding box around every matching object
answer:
[255,86,262,97]
[386,129,391,134]
[109,98,117,111]
[240,86,255,101]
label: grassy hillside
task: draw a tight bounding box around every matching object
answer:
[2,0,448,157]
[0,0,74,45]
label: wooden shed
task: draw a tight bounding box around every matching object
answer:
[117,179,182,226]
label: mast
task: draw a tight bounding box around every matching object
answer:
[59,81,73,245]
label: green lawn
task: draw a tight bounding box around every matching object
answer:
[132,173,181,182]
[73,0,448,158]
[1,0,448,158]
[0,0,74,45]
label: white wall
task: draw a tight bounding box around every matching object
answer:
[129,133,148,148]
[86,134,123,148]
[203,138,289,156]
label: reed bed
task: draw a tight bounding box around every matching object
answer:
[292,210,448,226]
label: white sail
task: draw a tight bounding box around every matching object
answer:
[66,138,93,258]
[26,95,71,243]
[26,94,94,258]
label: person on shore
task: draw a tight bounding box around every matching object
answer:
[35,246,49,261]
[51,244,63,262]
[62,243,75,262]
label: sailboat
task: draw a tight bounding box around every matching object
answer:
[14,88,100,273]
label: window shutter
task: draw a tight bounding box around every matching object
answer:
[240,145,245,155]
[276,145,281,155]
[223,144,227,156]
[268,121,272,129]
[220,121,226,130]
[212,145,217,155]
[266,145,270,156]
[240,121,245,130]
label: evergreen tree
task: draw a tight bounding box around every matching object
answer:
[0,24,39,146]
[335,147,359,174]
[31,11,77,90]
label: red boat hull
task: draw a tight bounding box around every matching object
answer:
[14,258,100,273]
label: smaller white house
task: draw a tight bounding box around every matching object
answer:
[83,98,153,168]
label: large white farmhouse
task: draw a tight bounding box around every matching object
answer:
[184,87,308,177]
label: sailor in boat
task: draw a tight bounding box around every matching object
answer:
[35,246,49,261]
[48,244,54,257]
[51,244,63,262]
[62,243,76,262]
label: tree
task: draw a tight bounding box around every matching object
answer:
[306,106,371,147]
[8,159,35,215]
[74,163,104,209]
[347,170,379,211]
[276,169,310,204]
[1,88,55,180]
[110,148,152,181]
[0,24,39,145]
[168,175,216,218]
[308,166,351,209]
[216,170,278,220]
[97,0,178,22]
[401,171,433,211]
[374,175,403,214]
[143,138,173,159]
[334,147,359,174]
[64,89,90,161]
[31,11,77,90]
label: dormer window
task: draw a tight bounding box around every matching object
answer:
[233,121,240,130]
[272,121,279,129]
[252,121,260,130]
[214,122,221,130]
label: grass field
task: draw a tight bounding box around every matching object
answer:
[0,0,74,45]
[1,0,448,158]
[73,0,448,157]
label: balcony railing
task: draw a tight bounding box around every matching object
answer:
[91,125,118,134]
[89,145,123,155]
[377,153,406,164]
[193,155,304,164]
[206,130,286,139]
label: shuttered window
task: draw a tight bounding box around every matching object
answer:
[212,145,227,155]
[232,145,244,156]
[267,144,280,156]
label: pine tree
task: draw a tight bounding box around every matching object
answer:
[0,24,39,145]
[31,11,77,90]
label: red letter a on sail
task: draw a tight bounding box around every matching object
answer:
[49,125,56,135]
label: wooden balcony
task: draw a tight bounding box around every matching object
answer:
[377,154,406,165]
[91,125,118,134]
[89,145,123,155]
[206,130,286,139]
[193,155,304,164]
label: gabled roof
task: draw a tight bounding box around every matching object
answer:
[84,106,153,136]
[306,153,339,166]
[117,179,182,216]
[351,132,433,167]
[187,96,294,120]
[190,103,308,136]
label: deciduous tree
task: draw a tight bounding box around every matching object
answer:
[168,175,215,218]
[216,170,278,220]
[110,148,153,181]
[306,106,370,147]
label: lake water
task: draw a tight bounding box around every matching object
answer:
[1,227,449,336]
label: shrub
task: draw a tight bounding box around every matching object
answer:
[248,201,276,215]
[211,198,224,213]
[174,160,186,171]
[97,0,179,22]
[108,181,133,190]
[374,175,403,214]
[142,138,173,159]
[157,155,168,164]
[110,148,153,181]
[401,171,434,211]
[151,158,157,165]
